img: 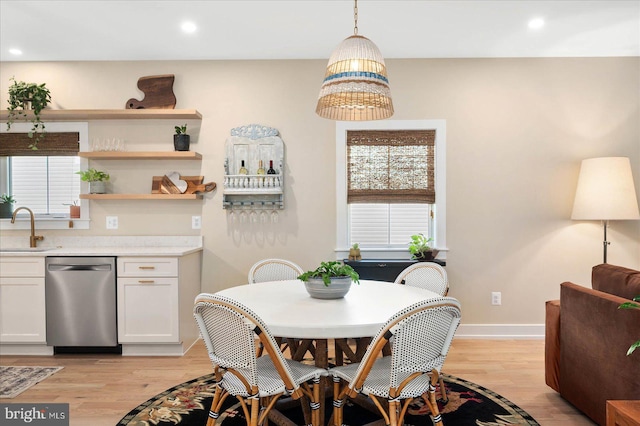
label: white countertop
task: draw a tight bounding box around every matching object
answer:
[0,236,203,257]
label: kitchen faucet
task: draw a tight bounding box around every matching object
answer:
[11,207,44,248]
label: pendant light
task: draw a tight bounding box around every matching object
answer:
[316,0,393,121]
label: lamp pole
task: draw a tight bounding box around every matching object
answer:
[602,220,610,264]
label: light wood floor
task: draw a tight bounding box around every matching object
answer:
[1,339,595,426]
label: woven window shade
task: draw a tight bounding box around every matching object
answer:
[0,132,80,156]
[347,130,435,204]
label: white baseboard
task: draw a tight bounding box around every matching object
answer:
[455,324,545,339]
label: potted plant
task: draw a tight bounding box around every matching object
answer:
[619,296,640,355]
[64,200,80,218]
[174,124,190,151]
[298,260,360,299]
[76,168,110,194]
[6,77,52,150]
[0,194,16,219]
[349,243,362,260]
[408,233,439,261]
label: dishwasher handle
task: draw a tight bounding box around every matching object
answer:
[48,264,112,271]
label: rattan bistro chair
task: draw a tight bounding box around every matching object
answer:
[329,297,461,426]
[194,293,327,426]
[394,262,449,296]
[248,259,304,356]
[248,258,303,284]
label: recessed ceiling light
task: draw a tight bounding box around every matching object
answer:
[181,21,197,34]
[528,18,545,30]
[9,48,22,55]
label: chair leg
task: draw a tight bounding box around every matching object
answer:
[207,385,224,426]
[332,376,344,426]
[423,370,443,426]
[438,374,448,404]
[249,397,260,426]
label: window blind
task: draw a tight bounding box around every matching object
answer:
[347,130,435,204]
[349,203,431,247]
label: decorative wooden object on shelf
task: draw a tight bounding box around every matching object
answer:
[126,75,177,109]
[151,176,215,195]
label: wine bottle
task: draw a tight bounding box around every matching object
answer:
[257,160,266,175]
[239,160,248,175]
[267,160,277,175]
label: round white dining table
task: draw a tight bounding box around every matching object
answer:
[216,279,440,340]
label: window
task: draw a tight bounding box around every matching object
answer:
[0,121,89,230]
[9,156,81,216]
[336,120,446,259]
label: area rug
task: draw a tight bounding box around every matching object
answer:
[0,366,64,398]
[117,373,539,425]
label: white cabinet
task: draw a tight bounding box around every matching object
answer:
[117,257,179,343]
[116,254,201,355]
[0,257,47,346]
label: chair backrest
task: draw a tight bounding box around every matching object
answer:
[350,297,461,391]
[193,293,299,392]
[393,262,448,296]
[248,258,304,284]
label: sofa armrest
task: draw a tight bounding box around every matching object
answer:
[545,299,561,392]
[559,281,640,425]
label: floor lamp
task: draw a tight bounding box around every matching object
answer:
[571,157,640,263]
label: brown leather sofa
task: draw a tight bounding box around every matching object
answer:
[545,263,640,425]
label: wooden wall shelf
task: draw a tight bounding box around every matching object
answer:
[79,151,202,160]
[0,109,202,121]
[80,194,203,200]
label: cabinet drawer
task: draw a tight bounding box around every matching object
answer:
[0,257,45,277]
[117,257,178,277]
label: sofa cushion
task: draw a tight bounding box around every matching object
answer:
[592,263,640,300]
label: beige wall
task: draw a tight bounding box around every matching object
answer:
[1,57,639,326]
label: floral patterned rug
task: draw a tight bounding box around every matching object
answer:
[117,373,539,425]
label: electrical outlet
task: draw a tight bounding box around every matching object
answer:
[491,291,502,305]
[192,215,201,229]
[106,216,118,230]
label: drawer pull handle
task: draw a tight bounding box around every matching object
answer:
[377,263,387,267]
[138,280,155,284]
[138,266,156,270]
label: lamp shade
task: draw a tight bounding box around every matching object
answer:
[571,157,640,220]
[316,35,393,121]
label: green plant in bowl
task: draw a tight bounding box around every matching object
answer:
[298,260,360,286]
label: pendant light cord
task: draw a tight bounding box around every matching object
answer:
[353,0,358,35]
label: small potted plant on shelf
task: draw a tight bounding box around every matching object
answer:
[298,260,360,299]
[6,77,52,150]
[76,168,110,194]
[174,124,190,151]
[0,194,16,218]
[349,243,362,260]
[408,233,439,261]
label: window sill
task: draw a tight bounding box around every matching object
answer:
[334,247,448,260]
[1,217,90,230]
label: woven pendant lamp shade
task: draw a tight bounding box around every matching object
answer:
[316,34,394,121]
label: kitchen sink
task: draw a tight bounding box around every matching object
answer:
[0,247,54,252]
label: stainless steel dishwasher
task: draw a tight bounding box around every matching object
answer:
[45,257,120,353]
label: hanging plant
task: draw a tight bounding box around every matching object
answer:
[6,77,52,150]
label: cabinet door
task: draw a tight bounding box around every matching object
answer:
[0,277,46,343]
[117,277,179,343]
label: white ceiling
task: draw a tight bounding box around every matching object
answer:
[1,0,638,62]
